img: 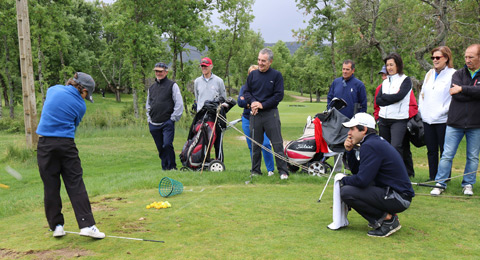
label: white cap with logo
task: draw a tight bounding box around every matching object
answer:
[342,112,376,129]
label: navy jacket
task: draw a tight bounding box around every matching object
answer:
[243,68,284,110]
[327,75,367,118]
[237,85,251,120]
[342,134,415,197]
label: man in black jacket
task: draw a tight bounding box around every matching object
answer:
[243,48,289,180]
[146,62,184,170]
[431,44,480,196]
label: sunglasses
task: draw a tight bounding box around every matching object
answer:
[431,56,444,61]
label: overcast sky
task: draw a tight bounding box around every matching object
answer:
[96,0,311,43]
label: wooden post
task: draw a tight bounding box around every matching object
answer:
[16,0,38,149]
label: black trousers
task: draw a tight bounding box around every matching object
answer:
[37,137,95,230]
[423,122,450,180]
[250,108,288,175]
[379,118,414,176]
[340,185,411,227]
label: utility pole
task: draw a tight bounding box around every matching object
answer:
[16,0,38,149]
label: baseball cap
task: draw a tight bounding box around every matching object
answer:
[378,65,387,74]
[73,72,95,103]
[153,62,168,71]
[342,113,376,129]
[200,57,212,66]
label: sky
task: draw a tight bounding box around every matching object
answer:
[214,0,311,43]
[95,0,311,43]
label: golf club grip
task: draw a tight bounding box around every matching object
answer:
[143,239,165,243]
[414,183,446,189]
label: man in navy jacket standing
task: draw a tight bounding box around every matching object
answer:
[337,113,414,237]
[243,48,289,180]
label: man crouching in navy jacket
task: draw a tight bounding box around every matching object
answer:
[336,112,415,237]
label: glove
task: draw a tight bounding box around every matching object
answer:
[334,173,346,182]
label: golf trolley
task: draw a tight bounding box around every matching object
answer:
[179,97,237,172]
[284,98,350,177]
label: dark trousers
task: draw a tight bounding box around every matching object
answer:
[250,108,288,175]
[402,133,415,177]
[37,137,95,230]
[340,185,410,227]
[423,122,450,180]
[379,118,413,176]
[149,120,177,170]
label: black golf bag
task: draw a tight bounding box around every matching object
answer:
[180,97,236,171]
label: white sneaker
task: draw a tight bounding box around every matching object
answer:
[280,174,289,180]
[463,184,473,196]
[53,225,66,237]
[430,183,444,196]
[268,171,274,177]
[79,225,105,239]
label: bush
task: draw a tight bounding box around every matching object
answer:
[3,144,35,163]
[0,117,25,134]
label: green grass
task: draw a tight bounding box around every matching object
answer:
[0,93,479,259]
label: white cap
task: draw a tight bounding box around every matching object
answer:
[342,113,376,129]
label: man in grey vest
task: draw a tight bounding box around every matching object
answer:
[146,62,184,170]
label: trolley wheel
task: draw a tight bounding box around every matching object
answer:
[287,163,299,173]
[208,160,225,172]
[180,166,191,172]
[307,161,332,177]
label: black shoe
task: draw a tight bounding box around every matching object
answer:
[367,215,401,237]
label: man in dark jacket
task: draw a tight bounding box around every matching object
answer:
[243,48,289,180]
[327,60,367,119]
[337,113,414,237]
[146,62,184,170]
[431,44,480,196]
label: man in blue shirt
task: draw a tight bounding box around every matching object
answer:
[327,60,367,118]
[37,72,105,239]
[327,60,368,173]
[337,113,414,237]
[243,48,289,180]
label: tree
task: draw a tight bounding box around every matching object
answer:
[295,0,344,80]
[154,0,212,113]
[214,0,254,96]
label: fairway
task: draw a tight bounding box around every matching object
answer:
[1,95,479,259]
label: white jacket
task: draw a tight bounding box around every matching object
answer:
[419,67,455,124]
[379,74,411,119]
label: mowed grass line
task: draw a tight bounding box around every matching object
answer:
[0,184,479,259]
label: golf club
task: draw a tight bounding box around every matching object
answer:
[64,231,164,243]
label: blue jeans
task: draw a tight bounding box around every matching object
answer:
[242,116,275,172]
[149,120,176,170]
[435,126,480,187]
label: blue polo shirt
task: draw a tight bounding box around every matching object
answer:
[36,85,86,138]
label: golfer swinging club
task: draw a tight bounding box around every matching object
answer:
[336,113,414,237]
[36,72,105,239]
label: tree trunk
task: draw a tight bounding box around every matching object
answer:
[316,89,321,102]
[330,30,336,81]
[415,0,449,72]
[3,34,15,119]
[59,49,67,83]
[37,35,45,104]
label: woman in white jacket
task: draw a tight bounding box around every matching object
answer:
[376,53,413,173]
[419,46,455,181]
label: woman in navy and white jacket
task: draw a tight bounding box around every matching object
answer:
[419,46,456,181]
[376,53,413,169]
